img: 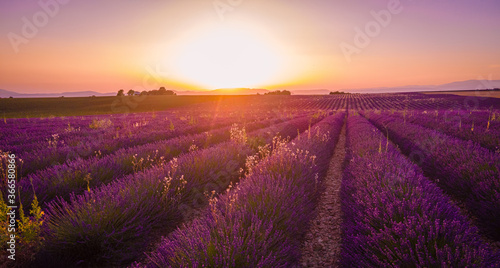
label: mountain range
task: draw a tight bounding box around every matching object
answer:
[0,89,116,98]
[345,80,500,93]
[2,80,500,98]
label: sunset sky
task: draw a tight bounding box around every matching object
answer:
[1,0,499,93]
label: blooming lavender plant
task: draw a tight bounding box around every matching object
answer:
[19,115,292,208]
[16,112,242,176]
[366,112,500,241]
[341,114,498,267]
[39,114,321,267]
[391,109,500,151]
[138,113,345,268]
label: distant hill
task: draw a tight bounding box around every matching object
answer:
[0,88,270,97]
[176,88,328,95]
[0,89,24,98]
[59,91,116,97]
[347,80,500,93]
[292,89,330,95]
[0,90,115,98]
[3,79,500,97]
[174,88,270,95]
[210,88,270,95]
[433,80,500,91]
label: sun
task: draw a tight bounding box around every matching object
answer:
[170,26,284,89]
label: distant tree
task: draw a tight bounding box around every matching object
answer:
[127,90,135,96]
[157,87,176,95]
[494,88,500,91]
[329,91,345,95]
[9,96,13,98]
[137,87,177,96]
[264,90,291,96]
[117,89,124,97]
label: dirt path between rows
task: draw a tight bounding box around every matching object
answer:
[300,122,346,267]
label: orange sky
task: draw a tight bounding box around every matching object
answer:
[1,0,499,93]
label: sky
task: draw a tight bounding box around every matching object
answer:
[1,0,499,93]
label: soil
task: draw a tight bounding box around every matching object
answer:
[299,123,346,267]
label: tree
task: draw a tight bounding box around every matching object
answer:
[134,87,177,96]
[329,91,345,95]
[117,89,124,97]
[127,90,135,96]
[157,87,176,95]
[264,90,291,96]
[158,87,167,95]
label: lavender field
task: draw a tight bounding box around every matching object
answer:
[1,93,500,267]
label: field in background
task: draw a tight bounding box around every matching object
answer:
[2,92,500,119]
[424,90,500,99]
[0,95,234,118]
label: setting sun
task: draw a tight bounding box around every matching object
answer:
[170,26,284,89]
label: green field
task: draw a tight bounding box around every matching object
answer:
[0,95,244,118]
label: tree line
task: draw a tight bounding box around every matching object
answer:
[262,90,291,95]
[117,87,176,96]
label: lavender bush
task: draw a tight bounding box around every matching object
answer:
[365,112,500,240]
[39,114,320,266]
[138,112,345,268]
[19,115,291,208]
[393,109,500,151]
[341,114,498,267]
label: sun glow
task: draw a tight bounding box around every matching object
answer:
[171,26,284,89]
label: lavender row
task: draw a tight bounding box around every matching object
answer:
[365,112,500,241]
[39,114,324,267]
[9,109,269,151]
[1,115,187,155]
[1,111,184,148]
[394,109,500,151]
[137,113,345,268]
[15,112,268,176]
[2,109,252,167]
[341,114,497,267]
[19,114,293,207]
